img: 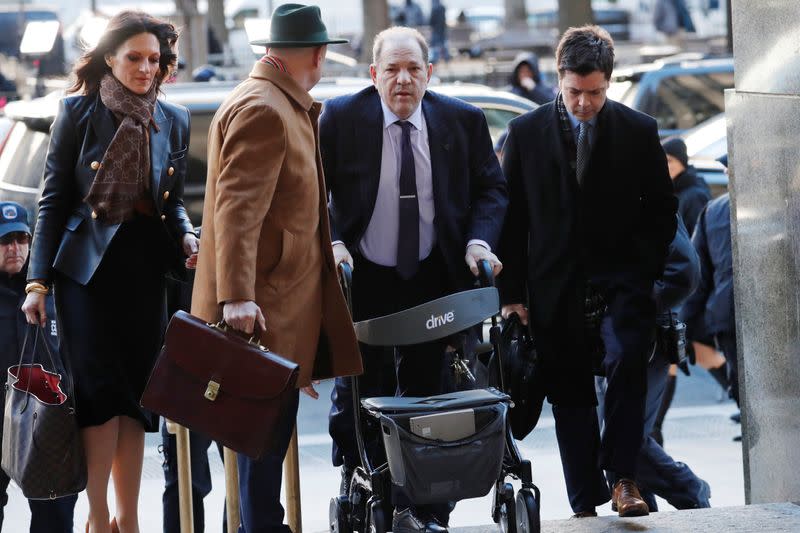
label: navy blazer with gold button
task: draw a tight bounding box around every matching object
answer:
[28,93,194,285]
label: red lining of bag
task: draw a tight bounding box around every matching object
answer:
[8,364,67,405]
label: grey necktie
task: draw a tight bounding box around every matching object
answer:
[576,121,590,184]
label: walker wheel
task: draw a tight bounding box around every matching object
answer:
[329,496,352,533]
[515,488,540,533]
[366,498,387,533]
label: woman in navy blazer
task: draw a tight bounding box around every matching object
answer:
[22,12,198,533]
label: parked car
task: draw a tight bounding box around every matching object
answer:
[607,56,734,138]
[682,112,728,197]
[0,79,535,224]
[446,6,552,58]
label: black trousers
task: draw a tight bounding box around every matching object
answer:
[328,251,454,520]
[716,331,739,406]
[237,391,299,533]
[550,276,654,512]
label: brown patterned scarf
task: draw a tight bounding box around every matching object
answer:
[84,74,158,224]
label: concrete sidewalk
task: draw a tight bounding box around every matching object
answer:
[3,400,745,532]
[454,503,800,533]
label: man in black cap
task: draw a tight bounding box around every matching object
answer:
[652,137,712,445]
[0,201,78,532]
[662,137,711,235]
[681,155,740,438]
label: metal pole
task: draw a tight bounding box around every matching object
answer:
[267,0,274,16]
[284,428,302,533]
[224,448,241,533]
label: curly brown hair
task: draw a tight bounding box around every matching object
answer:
[68,11,178,95]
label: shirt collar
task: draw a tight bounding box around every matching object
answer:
[566,107,598,132]
[380,98,424,131]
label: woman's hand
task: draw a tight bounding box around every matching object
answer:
[183,233,199,269]
[22,292,47,327]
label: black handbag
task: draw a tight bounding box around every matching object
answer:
[2,325,87,499]
[489,313,544,440]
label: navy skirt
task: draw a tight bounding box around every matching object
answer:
[54,214,171,432]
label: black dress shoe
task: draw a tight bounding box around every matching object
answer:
[392,508,448,533]
[570,510,597,518]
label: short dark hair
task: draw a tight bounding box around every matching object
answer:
[68,11,178,95]
[556,25,615,80]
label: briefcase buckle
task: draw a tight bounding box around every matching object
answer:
[204,380,220,401]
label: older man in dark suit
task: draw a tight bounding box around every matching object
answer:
[498,25,677,518]
[320,26,506,532]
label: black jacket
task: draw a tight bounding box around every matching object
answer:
[497,98,678,329]
[508,53,555,105]
[673,166,711,235]
[655,215,700,313]
[320,86,508,291]
[0,264,59,411]
[680,193,734,337]
[28,94,194,285]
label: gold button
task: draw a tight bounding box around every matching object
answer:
[161,214,166,221]
[91,211,98,219]
[168,166,175,176]
[163,191,170,200]
[90,161,100,170]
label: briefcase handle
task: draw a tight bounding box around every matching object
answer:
[207,320,269,352]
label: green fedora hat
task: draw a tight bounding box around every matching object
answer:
[250,3,348,48]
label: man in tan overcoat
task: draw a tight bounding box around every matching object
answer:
[191,4,361,530]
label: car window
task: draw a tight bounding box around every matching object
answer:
[0,122,49,218]
[185,108,214,221]
[480,107,521,144]
[648,72,733,132]
[0,122,48,189]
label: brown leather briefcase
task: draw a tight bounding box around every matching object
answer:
[142,310,299,459]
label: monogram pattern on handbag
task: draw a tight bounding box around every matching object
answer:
[1,326,87,499]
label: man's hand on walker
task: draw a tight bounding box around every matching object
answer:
[465,243,503,277]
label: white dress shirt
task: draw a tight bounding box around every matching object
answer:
[359,101,436,266]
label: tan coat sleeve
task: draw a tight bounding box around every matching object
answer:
[214,103,286,304]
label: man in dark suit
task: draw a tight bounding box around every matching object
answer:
[497,25,677,518]
[320,26,506,533]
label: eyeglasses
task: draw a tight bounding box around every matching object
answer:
[0,232,30,246]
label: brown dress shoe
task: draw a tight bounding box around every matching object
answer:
[611,479,650,517]
[570,510,598,518]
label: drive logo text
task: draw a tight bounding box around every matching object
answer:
[426,311,455,330]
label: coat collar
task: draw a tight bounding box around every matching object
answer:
[249,61,315,112]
